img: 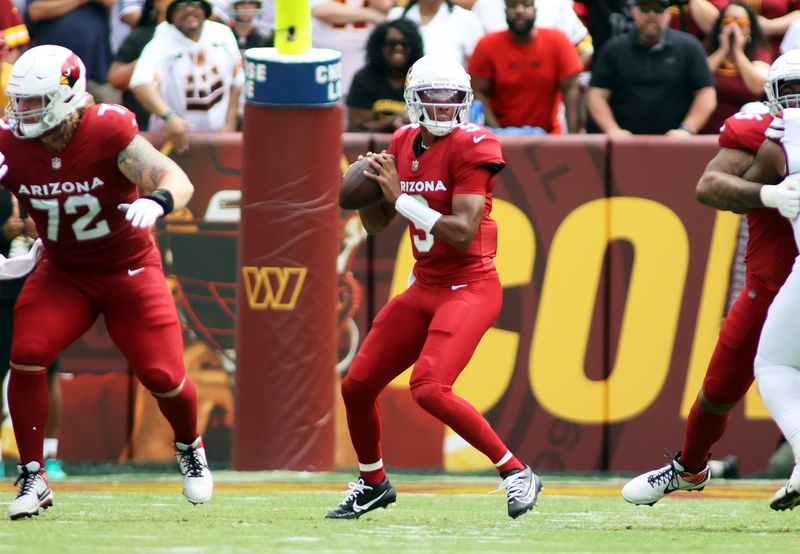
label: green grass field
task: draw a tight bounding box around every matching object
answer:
[1,471,798,554]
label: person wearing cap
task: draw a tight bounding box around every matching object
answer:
[587,0,716,135]
[129,0,243,152]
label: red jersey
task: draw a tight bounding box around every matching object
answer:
[0,103,161,272]
[387,123,505,286]
[719,111,797,293]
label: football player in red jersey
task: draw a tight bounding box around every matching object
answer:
[622,51,800,506]
[326,55,541,521]
[0,45,212,520]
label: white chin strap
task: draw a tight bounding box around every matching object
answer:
[18,121,47,138]
[422,121,453,136]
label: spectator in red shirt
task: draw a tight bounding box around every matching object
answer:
[467,0,583,133]
[702,1,771,133]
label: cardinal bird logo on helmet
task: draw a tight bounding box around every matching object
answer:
[59,54,81,87]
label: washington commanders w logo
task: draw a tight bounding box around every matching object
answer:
[241,266,307,310]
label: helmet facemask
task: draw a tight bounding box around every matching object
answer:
[767,77,800,115]
[405,86,472,136]
[6,89,73,138]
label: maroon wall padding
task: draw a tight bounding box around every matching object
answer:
[606,136,780,475]
[495,135,609,472]
[233,106,341,470]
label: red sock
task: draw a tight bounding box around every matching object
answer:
[8,369,48,466]
[155,377,199,444]
[360,467,387,484]
[680,402,728,473]
[497,454,525,476]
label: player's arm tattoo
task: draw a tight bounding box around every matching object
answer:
[696,148,761,213]
[117,135,176,192]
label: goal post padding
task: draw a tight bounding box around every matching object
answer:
[234,45,342,470]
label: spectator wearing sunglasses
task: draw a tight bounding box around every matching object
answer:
[347,19,425,132]
[587,0,716,135]
[732,0,800,59]
[702,2,770,133]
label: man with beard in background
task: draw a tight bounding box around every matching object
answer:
[468,0,584,133]
[586,0,715,135]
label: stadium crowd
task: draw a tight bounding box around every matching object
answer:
[0,0,795,138]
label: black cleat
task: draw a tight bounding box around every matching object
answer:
[326,477,397,519]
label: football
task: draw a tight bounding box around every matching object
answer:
[339,156,388,210]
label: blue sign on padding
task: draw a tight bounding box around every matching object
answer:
[244,47,342,107]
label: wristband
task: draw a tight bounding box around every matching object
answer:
[159,110,175,122]
[143,189,175,215]
[679,124,695,135]
[394,193,442,233]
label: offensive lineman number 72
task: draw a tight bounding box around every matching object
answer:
[20,104,130,241]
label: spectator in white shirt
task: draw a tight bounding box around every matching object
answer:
[130,0,243,152]
[388,0,483,67]
[310,0,394,97]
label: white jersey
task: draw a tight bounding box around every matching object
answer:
[535,0,590,50]
[388,3,483,68]
[756,108,800,368]
[471,0,505,33]
[781,18,800,54]
[310,0,376,96]
[129,20,244,132]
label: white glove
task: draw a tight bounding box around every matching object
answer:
[0,151,8,182]
[0,238,43,280]
[760,176,800,219]
[119,198,164,228]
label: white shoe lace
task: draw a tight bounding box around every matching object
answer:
[491,471,528,502]
[339,479,370,506]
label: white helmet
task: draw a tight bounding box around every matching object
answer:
[765,49,800,115]
[5,45,87,138]
[404,55,473,137]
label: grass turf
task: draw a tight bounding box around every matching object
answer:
[0,472,797,554]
